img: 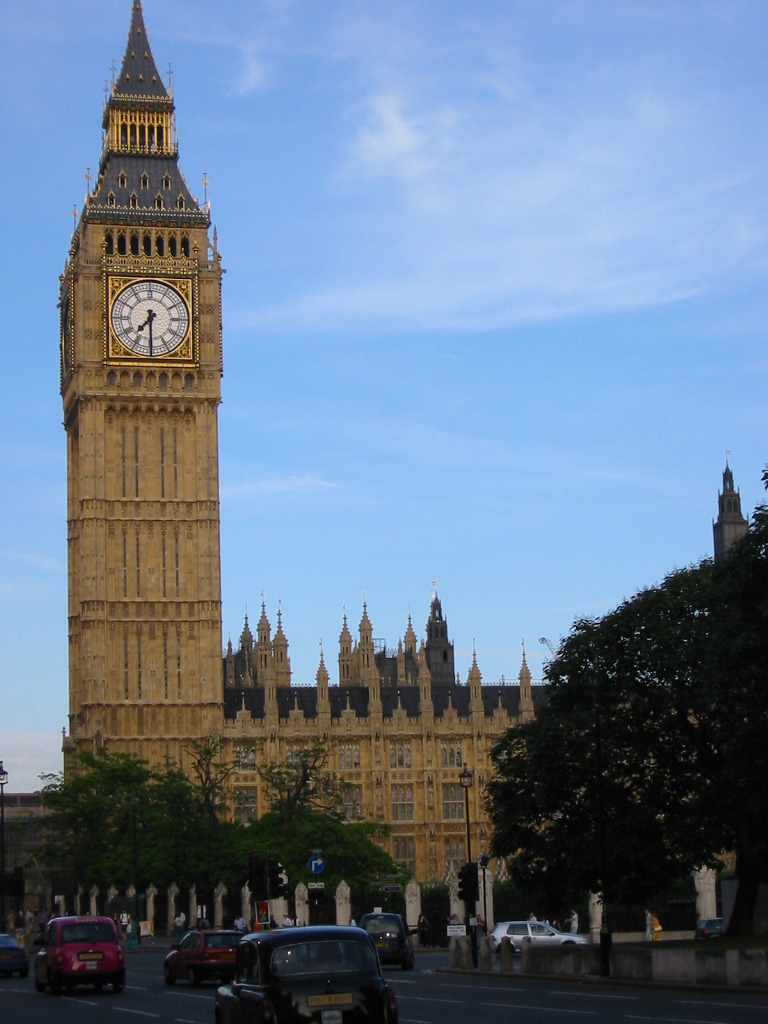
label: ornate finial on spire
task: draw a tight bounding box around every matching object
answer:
[725,448,731,466]
[202,170,209,209]
[110,59,117,85]
[84,166,92,199]
[71,204,78,235]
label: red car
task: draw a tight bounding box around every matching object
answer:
[34,915,125,993]
[164,929,240,986]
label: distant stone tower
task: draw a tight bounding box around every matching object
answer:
[713,459,748,562]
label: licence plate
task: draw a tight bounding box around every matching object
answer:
[220,951,236,960]
[375,940,388,948]
[85,961,98,970]
[78,951,103,962]
[307,992,353,1008]
[321,1013,342,1024]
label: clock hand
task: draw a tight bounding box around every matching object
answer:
[137,308,157,356]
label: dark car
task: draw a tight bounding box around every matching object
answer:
[695,917,724,940]
[215,925,398,1024]
[358,913,414,970]
[34,915,124,993]
[0,933,29,977]
[164,929,241,986]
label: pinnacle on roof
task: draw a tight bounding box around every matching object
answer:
[113,0,169,101]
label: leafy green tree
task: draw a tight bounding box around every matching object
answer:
[486,469,768,936]
[39,751,212,892]
[243,807,405,904]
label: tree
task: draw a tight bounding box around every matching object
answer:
[185,732,236,831]
[255,741,343,825]
[39,751,211,890]
[486,469,768,935]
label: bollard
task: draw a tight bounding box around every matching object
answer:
[478,934,492,971]
[459,935,473,969]
[450,935,462,968]
[500,936,515,972]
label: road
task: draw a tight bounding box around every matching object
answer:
[2,945,768,1023]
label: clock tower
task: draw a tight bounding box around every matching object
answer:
[60,1,224,770]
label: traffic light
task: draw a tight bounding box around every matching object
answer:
[248,854,267,898]
[458,861,478,903]
[267,857,281,894]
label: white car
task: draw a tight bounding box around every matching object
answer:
[488,920,588,954]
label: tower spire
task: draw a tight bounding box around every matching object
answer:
[114,1,168,100]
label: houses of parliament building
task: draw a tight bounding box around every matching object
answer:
[59,2,543,885]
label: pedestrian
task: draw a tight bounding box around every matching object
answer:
[645,909,652,942]
[234,913,246,932]
[418,912,429,946]
[565,909,579,934]
[651,912,662,941]
[126,915,139,952]
[282,913,293,927]
[119,909,128,941]
[528,912,537,921]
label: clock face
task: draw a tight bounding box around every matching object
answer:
[110,279,190,357]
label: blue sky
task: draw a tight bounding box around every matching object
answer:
[1,1,766,791]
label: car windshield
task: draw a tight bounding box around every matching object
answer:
[0,935,22,949]
[205,933,240,948]
[60,922,115,943]
[271,940,375,977]
[362,916,400,936]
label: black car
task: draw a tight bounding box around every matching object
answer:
[215,925,398,1024]
[358,913,414,970]
[695,917,724,940]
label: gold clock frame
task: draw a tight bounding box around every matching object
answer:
[105,265,197,365]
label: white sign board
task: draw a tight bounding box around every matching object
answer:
[446,924,466,937]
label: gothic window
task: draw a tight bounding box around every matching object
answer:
[132,371,142,388]
[343,786,361,820]
[158,372,168,389]
[176,194,186,211]
[234,787,257,824]
[119,171,127,188]
[105,230,114,253]
[155,194,164,210]
[390,747,396,769]
[163,172,171,190]
[181,235,190,257]
[117,232,127,256]
[155,233,164,256]
[130,193,138,209]
[143,232,152,256]
[140,172,149,189]
[391,785,413,821]
[169,234,177,257]
[130,231,139,255]
[107,370,116,386]
[444,837,465,875]
[107,192,116,208]
[442,784,464,821]
[353,746,360,768]
[120,125,128,150]
[184,373,194,389]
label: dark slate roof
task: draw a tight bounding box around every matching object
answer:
[224,687,265,722]
[90,155,204,221]
[223,681,548,724]
[114,1,169,102]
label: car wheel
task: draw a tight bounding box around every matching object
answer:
[164,964,176,985]
[94,980,103,992]
[113,978,124,993]
[35,972,45,992]
[191,966,202,987]
[48,970,62,994]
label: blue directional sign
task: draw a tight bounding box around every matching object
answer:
[308,855,325,875]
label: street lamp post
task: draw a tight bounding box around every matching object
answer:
[0,761,7,933]
[588,657,612,976]
[459,765,478,967]
[131,793,141,943]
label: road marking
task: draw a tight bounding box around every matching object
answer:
[550,989,638,1001]
[627,1016,739,1023]
[113,1009,161,1018]
[676,1000,768,1013]
[483,1004,595,1016]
